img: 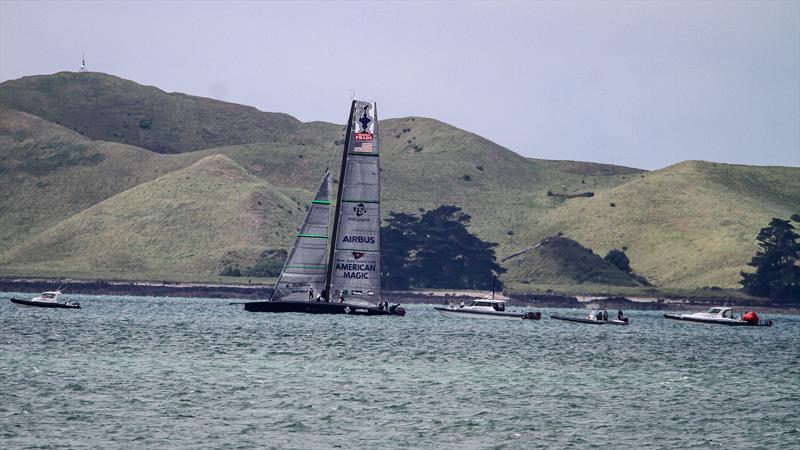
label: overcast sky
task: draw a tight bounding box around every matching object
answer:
[1,1,798,169]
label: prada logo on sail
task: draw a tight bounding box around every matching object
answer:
[342,235,375,244]
[355,132,373,141]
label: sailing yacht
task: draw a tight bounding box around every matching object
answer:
[244,101,405,316]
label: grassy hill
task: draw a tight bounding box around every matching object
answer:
[511,161,800,288]
[0,72,797,291]
[502,236,645,287]
[0,72,302,154]
[0,155,306,280]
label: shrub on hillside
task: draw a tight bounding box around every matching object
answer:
[605,249,631,273]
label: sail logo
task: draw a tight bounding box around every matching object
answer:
[336,261,376,279]
[353,203,367,217]
[355,132,373,141]
[356,103,373,133]
[342,235,375,245]
[352,251,365,259]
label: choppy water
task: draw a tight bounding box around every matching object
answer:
[1,294,798,449]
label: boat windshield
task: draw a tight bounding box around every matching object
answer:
[722,309,733,318]
[708,308,722,314]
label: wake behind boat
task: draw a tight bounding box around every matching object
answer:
[242,101,404,317]
[664,307,773,326]
[9,291,80,309]
[434,299,540,320]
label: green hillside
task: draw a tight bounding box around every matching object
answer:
[503,236,645,287]
[0,155,305,280]
[512,161,800,288]
[0,72,301,154]
[0,107,204,253]
[0,72,797,291]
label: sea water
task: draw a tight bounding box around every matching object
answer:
[1,294,798,449]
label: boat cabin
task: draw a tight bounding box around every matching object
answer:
[706,307,734,318]
[33,291,62,303]
[467,299,506,312]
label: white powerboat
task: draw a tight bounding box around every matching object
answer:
[9,291,81,309]
[434,299,540,320]
[664,307,771,326]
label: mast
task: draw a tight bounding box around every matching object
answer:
[324,101,357,297]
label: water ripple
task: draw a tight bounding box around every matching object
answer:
[1,294,798,448]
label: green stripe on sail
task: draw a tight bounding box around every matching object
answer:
[342,199,380,204]
[311,200,331,204]
[298,234,328,238]
[349,152,379,157]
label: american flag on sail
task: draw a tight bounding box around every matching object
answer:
[354,141,373,152]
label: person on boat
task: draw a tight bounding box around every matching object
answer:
[308,288,314,301]
[602,310,608,321]
[588,310,596,320]
[339,292,345,303]
[618,310,624,320]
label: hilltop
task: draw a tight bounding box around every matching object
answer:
[0,72,797,290]
[502,236,646,287]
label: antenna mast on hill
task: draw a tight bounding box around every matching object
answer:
[79,53,87,73]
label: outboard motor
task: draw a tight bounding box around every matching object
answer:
[389,304,406,316]
[523,311,541,320]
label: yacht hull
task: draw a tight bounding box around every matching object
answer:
[243,300,405,316]
[10,298,80,309]
[434,307,540,320]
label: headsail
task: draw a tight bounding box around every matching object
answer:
[270,171,332,301]
[327,101,381,304]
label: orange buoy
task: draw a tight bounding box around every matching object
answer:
[742,311,759,324]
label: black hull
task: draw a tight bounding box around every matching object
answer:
[663,314,772,326]
[10,298,80,309]
[243,300,405,316]
[550,314,628,325]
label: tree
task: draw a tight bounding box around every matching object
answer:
[740,218,800,302]
[380,205,506,290]
[604,249,631,273]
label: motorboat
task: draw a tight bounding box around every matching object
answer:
[664,307,772,326]
[434,299,540,320]
[550,309,629,326]
[9,291,81,309]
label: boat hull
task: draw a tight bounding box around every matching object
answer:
[434,307,540,320]
[243,300,405,316]
[10,298,80,309]
[550,314,628,325]
[663,314,771,326]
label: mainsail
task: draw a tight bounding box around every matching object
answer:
[327,101,381,304]
[270,171,332,301]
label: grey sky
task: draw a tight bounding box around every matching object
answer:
[1,1,798,170]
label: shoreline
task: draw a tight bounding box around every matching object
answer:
[2,277,798,314]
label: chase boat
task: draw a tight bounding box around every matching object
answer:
[9,291,81,309]
[664,307,772,326]
[550,309,629,326]
[434,299,540,320]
